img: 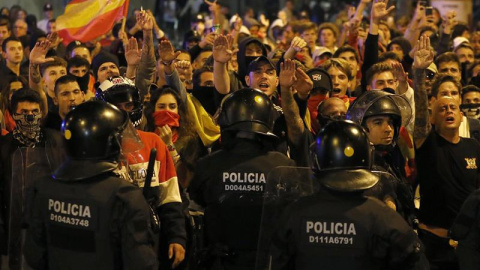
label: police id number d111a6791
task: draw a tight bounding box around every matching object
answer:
[309,235,354,245]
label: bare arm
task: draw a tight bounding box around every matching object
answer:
[29,37,54,116]
[413,35,435,148]
[213,34,235,94]
[280,59,311,146]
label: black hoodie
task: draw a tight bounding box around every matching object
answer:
[235,37,268,87]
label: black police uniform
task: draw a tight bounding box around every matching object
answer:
[23,101,158,270]
[267,120,426,270]
[188,88,296,269]
[189,139,295,269]
[451,189,480,270]
[269,188,422,270]
[24,171,158,270]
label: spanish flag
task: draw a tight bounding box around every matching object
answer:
[56,0,129,44]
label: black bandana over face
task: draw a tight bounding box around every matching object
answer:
[12,113,43,147]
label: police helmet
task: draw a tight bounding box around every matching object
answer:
[53,101,128,180]
[347,90,412,142]
[96,76,143,127]
[311,120,378,192]
[218,88,277,138]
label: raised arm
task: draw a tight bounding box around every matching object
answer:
[404,2,426,48]
[124,37,141,79]
[280,59,313,146]
[213,34,235,94]
[412,35,435,148]
[284,37,306,60]
[29,37,53,116]
[361,0,394,92]
[158,40,186,101]
[135,10,156,100]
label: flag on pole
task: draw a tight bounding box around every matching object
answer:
[56,0,130,45]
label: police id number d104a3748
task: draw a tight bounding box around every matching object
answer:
[47,198,96,229]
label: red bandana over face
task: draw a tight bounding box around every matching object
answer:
[153,110,180,142]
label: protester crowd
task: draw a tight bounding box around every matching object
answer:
[0,0,480,269]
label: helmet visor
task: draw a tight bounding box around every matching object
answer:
[347,90,412,128]
[118,119,144,154]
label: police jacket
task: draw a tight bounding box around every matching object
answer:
[189,138,295,266]
[269,187,423,270]
[24,171,158,270]
[451,189,480,270]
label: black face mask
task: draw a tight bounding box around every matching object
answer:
[244,56,258,72]
[71,71,90,93]
[192,85,217,116]
[461,103,480,120]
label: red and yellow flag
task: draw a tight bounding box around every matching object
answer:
[56,0,129,44]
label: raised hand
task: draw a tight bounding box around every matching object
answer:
[371,0,395,24]
[280,59,296,89]
[199,32,216,48]
[204,0,219,13]
[47,32,63,49]
[293,68,313,98]
[392,61,407,83]
[136,9,154,31]
[175,60,193,82]
[124,37,141,66]
[289,37,307,52]
[30,39,54,65]
[259,13,269,28]
[213,34,236,64]
[413,35,434,69]
[158,39,180,64]
[442,10,457,34]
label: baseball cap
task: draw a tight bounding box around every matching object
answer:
[453,37,470,51]
[307,68,333,94]
[193,14,205,23]
[43,3,53,11]
[312,47,333,60]
[247,56,275,74]
[66,40,88,54]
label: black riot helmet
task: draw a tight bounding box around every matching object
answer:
[217,88,277,139]
[311,120,378,192]
[53,101,129,180]
[347,90,412,143]
[96,76,143,127]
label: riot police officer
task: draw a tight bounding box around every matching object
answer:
[451,189,480,270]
[96,76,186,268]
[24,101,158,269]
[268,120,426,270]
[347,90,417,226]
[188,88,295,269]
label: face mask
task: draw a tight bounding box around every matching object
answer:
[244,56,258,70]
[461,103,480,119]
[153,110,180,128]
[73,71,90,93]
[12,113,43,147]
